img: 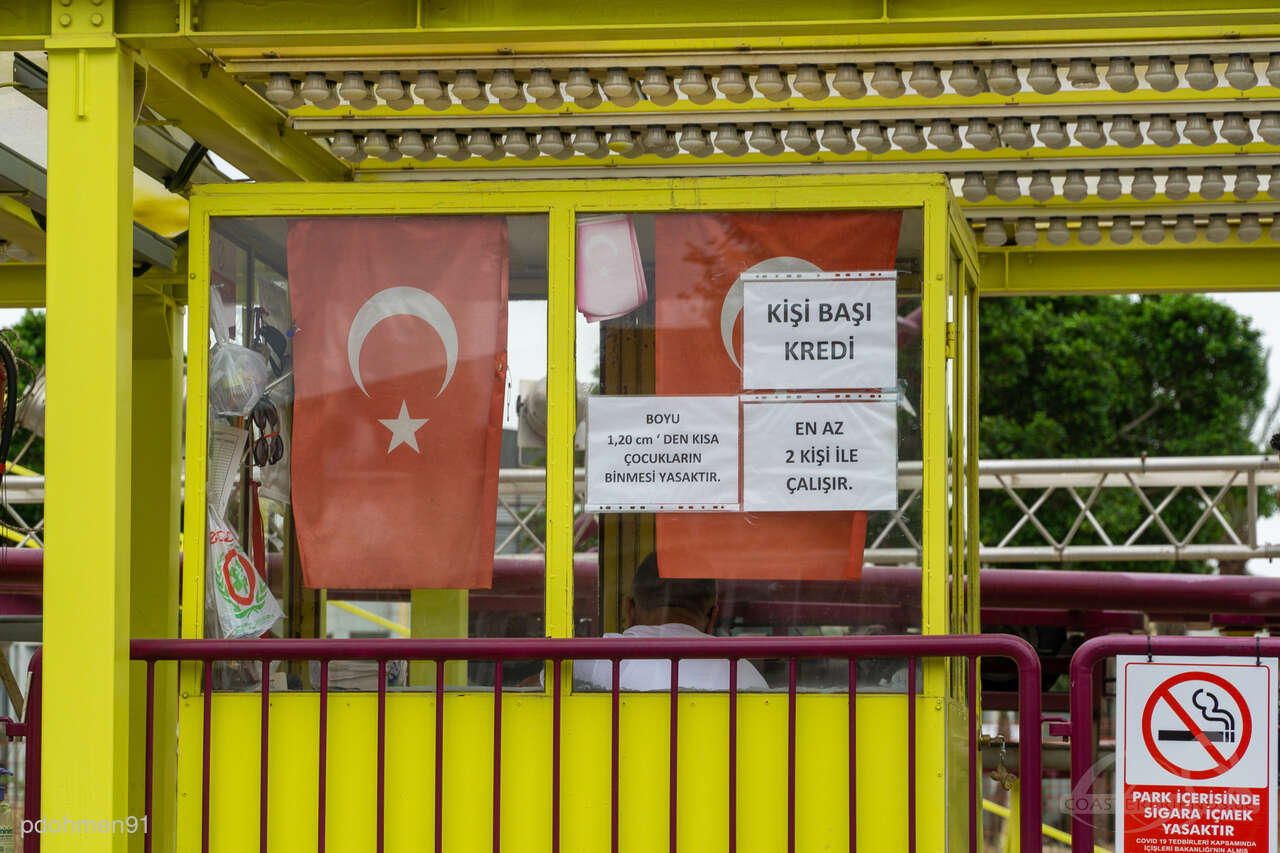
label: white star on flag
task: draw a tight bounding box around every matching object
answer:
[378,400,429,453]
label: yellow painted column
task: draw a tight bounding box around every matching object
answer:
[44,23,135,853]
[129,294,182,853]
[544,206,576,640]
[410,590,468,685]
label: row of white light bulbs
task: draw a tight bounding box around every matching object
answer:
[327,112,1280,164]
[267,54,1280,112]
[958,166,1278,203]
[978,213,1279,246]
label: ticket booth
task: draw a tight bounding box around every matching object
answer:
[175,174,984,851]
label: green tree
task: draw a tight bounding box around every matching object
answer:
[979,294,1271,572]
[4,309,44,474]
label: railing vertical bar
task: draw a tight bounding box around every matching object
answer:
[552,661,563,853]
[848,657,857,853]
[377,659,387,853]
[787,658,798,853]
[435,659,446,853]
[260,659,272,853]
[906,657,916,853]
[318,660,329,853]
[144,660,155,853]
[728,658,738,853]
[967,656,978,853]
[201,661,213,853]
[669,659,680,853]
[492,663,504,853]
[611,659,621,853]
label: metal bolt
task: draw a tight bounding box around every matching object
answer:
[91,12,103,25]
[58,13,71,25]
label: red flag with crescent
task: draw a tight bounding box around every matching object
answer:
[288,217,508,589]
[654,211,902,580]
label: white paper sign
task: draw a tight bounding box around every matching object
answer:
[1116,655,1278,853]
[742,399,897,512]
[586,396,739,512]
[742,272,897,391]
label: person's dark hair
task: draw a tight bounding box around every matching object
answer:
[631,553,717,615]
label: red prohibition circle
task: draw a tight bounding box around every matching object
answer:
[1140,671,1252,780]
[221,549,257,607]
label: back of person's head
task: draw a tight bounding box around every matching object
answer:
[630,553,717,617]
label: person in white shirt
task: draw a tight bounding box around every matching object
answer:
[575,554,769,692]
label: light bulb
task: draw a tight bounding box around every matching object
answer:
[988,59,1021,95]
[526,69,557,100]
[927,119,960,152]
[1109,218,1134,244]
[431,129,460,157]
[749,123,778,151]
[982,219,1008,247]
[870,63,905,98]
[1063,170,1088,201]
[1036,117,1069,149]
[396,130,426,159]
[571,128,601,155]
[1200,167,1226,199]
[892,120,924,153]
[1046,217,1070,245]
[785,122,814,151]
[1144,56,1179,91]
[301,72,331,104]
[1001,117,1033,150]
[498,94,527,111]
[1131,168,1157,200]
[1235,165,1260,199]
[375,71,405,102]
[608,127,637,154]
[755,66,790,100]
[504,129,533,159]
[822,122,853,154]
[641,67,672,97]
[832,64,866,99]
[1260,113,1280,144]
[793,65,829,100]
[1173,214,1198,243]
[948,61,984,97]
[536,128,565,156]
[1067,58,1099,89]
[480,133,507,161]
[1184,56,1218,91]
[1027,59,1061,94]
[643,125,669,151]
[1146,115,1179,147]
[961,172,988,203]
[713,124,746,155]
[648,87,679,108]
[1165,168,1191,200]
[1238,212,1263,242]
[858,121,889,153]
[1073,116,1105,148]
[1141,216,1165,245]
[339,71,370,103]
[676,126,708,156]
[1109,115,1142,147]
[1029,171,1054,201]
[277,81,305,110]
[452,70,482,102]
[1225,54,1258,90]
[717,66,750,99]
[678,67,710,97]
[1269,54,1280,87]
[329,131,358,160]
[266,73,297,104]
[1221,113,1253,146]
[965,117,997,150]
[995,171,1021,201]
[1097,169,1123,200]
[461,97,489,112]
[603,69,638,106]
[1183,114,1217,146]
[1106,57,1139,92]
[1077,216,1102,245]
[488,69,519,101]
[378,135,405,161]
[1205,213,1230,243]
[564,69,595,100]
[361,131,391,159]
[384,83,414,110]
[909,63,944,97]
[1014,218,1038,246]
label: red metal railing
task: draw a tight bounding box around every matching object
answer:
[1068,635,1280,853]
[25,635,1044,852]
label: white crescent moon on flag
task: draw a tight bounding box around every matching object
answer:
[347,286,459,398]
[719,257,821,369]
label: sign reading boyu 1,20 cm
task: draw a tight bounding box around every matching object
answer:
[741,270,897,391]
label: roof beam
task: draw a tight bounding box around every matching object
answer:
[139,48,348,183]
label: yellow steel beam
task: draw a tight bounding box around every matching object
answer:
[139,48,349,182]
[0,196,46,258]
[978,244,1280,295]
[0,263,44,307]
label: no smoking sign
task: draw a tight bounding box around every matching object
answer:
[1118,656,1277,852]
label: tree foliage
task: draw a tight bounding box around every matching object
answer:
[4,309,45,473]
[978,295,1271,572]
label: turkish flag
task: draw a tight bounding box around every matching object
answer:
[654,211,902,580]
[288,217,508,589]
